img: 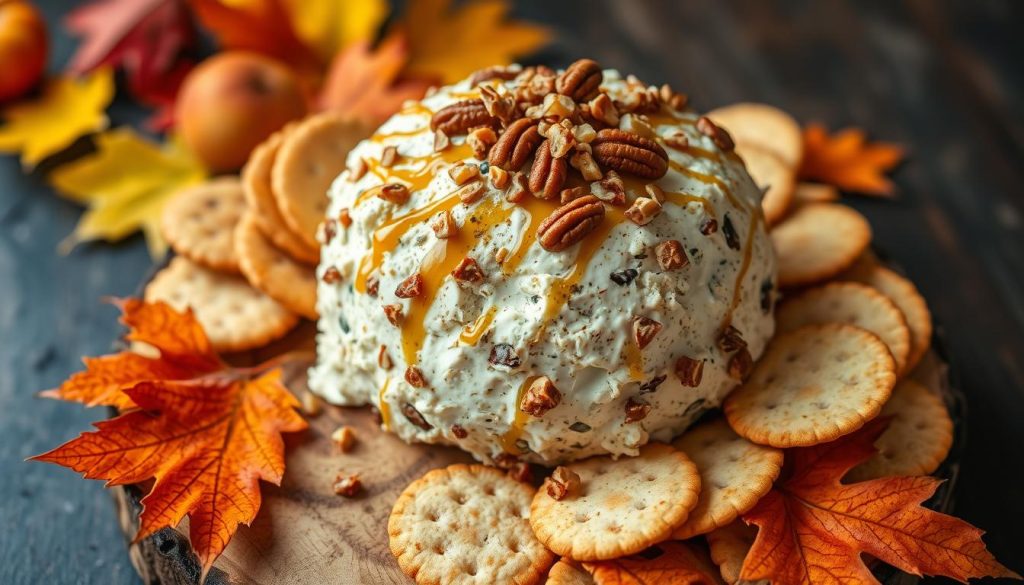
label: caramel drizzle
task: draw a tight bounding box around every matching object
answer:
[356,143,475,207]
[459,306,498,346]
[378,377,392,430]
[721,210,762,332]
[669,160,747,212]
[499,376,539,454]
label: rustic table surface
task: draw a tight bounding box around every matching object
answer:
[3,0,1022,583]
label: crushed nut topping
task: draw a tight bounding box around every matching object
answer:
[717,325,747,353]
[349,157,368,181]
[664,131,689,150]
[401,402,433,430]
[395,273,424,298]
[645,183,666,204]
[333,473,362,497]
[505,171,529,203]
[366,274,379,297]
[338,208,352,228]
[547,121,576,158]
[545,466,581,500]
[301,390,322,416]
[430,209,456,239]
[383,304,403,326]
[624,196,663,225]
[659,84,688,110]
[455,180,485,204]
[489,165,511,189]
[405,366,429,388]
[632,316,663,350]
[467,126,498,159]
[479,84,516,123]
[322,266,342,284]
[322,219,338,245]
[722,214,741,250]
[655,239,689,271]
[433,128,450,152]
[696,115,734,151]
[377,344,393,369]
[452,257,485,283]
[448,162,481,185]
[570,150,602,181]
[521,376,562,417]
[588,93,619,127]
[331,426,357,452]
[507,461,534,483]
[469,65,518,86]
[624,397,652,423]
[489,343,522,368]
[728,347,753,381]
[591,170,626,206]
[700,217,719,235]
[675,355,705,387]
[377,183,410,205]
[380,145,399,167]
[536,195,605,251]
[559,186,586,205]
[639,374,667,394]
[450,424,468,439]
[610,268,639,286]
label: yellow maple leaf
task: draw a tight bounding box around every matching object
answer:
[400,0,549,83]
[284,0,389,63]
[0,69,114,168]
[49,128,208,258]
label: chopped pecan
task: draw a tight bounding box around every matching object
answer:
[507,461,533,483]
[338,208,352,228]
[696,116,735,151]
[469,65,518,86]
[479,85,516,123]
[700,217,718,235]
[333,473,362,497]
[366,274,379,297]
[452,257,485,283]
[624,397,651,423]
[349,157,368,181]
[433,128,450,152]
[401,402,433,430]
[451,424,468,439]
[675,355,705,387]
[489,165,510,189]
[722,215,741,250]
[528,140,568,200]
[659,84,688,110]
[645,183,666,204]
[377,345,393,369]
[395,273,424,298]
[430,99,496,136]
[632,317,663,350]
[331,426,357,452]
[380,145,398,167]
[591,170,626,206]
[655,240,689,271]
[547,122,576,158]
[728,347,753,381]
[620,113,656,140]
[718,325,747,353]
[560,186,586,205]
[539,93,577,120]
[610,268,638,286]
[624,196,662,226]
[455,181,485,204]
[467,126,498,159]
[664,131,689,150]
[505,171,529,203]
[536,195,605,252]
[488,118,541,171]
[322,266,342,284]
[321,219,338,245]
[592,129,669,179]
[521,376,561,417]
[430,209,456,239]
[588,93,619,127]
[383,304,403,326]
[405,366,429,388]
[570,150,602,181]
[556,58,603,101]
[377,183,410,205]
[449,162,481,185]
[489,343,521,368]
[545,466,581,500]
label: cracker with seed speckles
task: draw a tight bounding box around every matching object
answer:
[770,203,871,287]
[671,418,782,539]
[846,379,953,481]
[242,128,320,264]
[529,443,700,561]
[737,142,794,226]
[843,259,933,373]
[388,464,554,585]
[160,178,247,273]
[707,521,768,585]
[235,213,317,320]
[546,559,595,585]
[144,256,298,352]
[776,281,911,376]
[724,323,896,448]
[272,113,368,249]
[708,103,803,167]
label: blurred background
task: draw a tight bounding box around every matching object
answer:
[2,0,1022,583]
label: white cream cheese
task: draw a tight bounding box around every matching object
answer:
[310,67,776,464]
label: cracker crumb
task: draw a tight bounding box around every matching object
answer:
[331,426,357,452]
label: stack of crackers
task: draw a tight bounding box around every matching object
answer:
[384,104,954,584]
[145,111,366,352]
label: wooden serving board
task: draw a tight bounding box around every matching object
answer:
[110,322,966,585]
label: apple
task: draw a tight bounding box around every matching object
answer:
[176,52,307,172]
[0,0,48,102]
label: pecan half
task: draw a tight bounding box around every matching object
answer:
[655,240,689,271]
[556,58,603,101]
[521,376,561,417]
[528,140,568,200]
[401,402,432,430]
[537,195,605,252]
[469,65,518,86]
[592,129,669,179]
[430,99,496,136]
[675,355,705,387]
[632,317,663,350]
[489,118,542,171]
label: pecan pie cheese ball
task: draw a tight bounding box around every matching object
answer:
[310,59,777,464]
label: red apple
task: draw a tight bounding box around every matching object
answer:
[176,52,307,172]
[0,0,48,102]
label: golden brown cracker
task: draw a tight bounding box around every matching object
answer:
[738,142,795,225]
[160,178,247,273]
[546,559,595,585]
[707,521,767,585]
[793,182,840,204]
[708,103,803,167]
[771,203,872,287]
[235,213,318,320]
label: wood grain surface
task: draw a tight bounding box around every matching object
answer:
[3,1,1023,584]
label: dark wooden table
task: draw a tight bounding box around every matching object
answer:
[3,1,1022,583]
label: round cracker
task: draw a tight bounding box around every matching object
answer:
[529,443,700,561]
[242,129,320,265]
[845,379,953,482]
[670,418,783,539]
[235,213,318,320]
[724,323,896,448]
[844,261,933,373]
[737,142,795,226]
[776,281,912,376]
[388,464,555,585]
[272,112,368,249]
[160,178,247,273]
[770,203,872,287]
[707,521,767,585]
[144,256,298,353]
[546,559,595,585]
[707,102,803,167]
[794,181,839,204]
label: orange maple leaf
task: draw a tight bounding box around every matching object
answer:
[798,124,905,197]
[740,417,1019,585]
[584,541,722,585]
[317,32,434,125]
[33,299,307,576]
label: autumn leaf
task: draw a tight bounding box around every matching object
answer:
[798,124,905,197]
[33,299,308,577]
[283,0,388,64]
[48,128,207,258]
[65,0,196,117]
[740,417,1019,585]
[0,69,114,168]
[584,541,722,585]
[318,32,433,125]
[400,0,549,84]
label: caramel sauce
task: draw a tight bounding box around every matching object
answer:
[624,339,645,380]
[459,306,498,346]
[499,376,538,453]
[664,191,717,216]
[357,143,475,206]
[721,211,762,331]
[499,196,558,275]
[378,377,392,430]
[669,160,748,212]
[646,112,696,127]
[397,101,435,118]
